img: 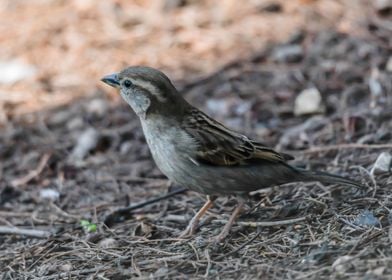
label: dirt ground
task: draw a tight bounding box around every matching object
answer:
[1,0,392,279]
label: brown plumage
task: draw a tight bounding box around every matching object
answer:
[102,66,363,242]
[184,108,293,165]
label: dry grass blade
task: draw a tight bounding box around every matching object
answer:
[214,216,309,227]
[0,226,51,238]
[10,153,51,188]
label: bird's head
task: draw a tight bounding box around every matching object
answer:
[101,66,187,119]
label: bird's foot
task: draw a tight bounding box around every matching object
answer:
[178,197,215,239]
[178,219,199,239]
[210,201,245,244]
[210,230,229,245]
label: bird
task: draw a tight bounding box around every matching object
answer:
[101,66,362,242]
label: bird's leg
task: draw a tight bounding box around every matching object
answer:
[179,195,216,238]
[213,200,245,243]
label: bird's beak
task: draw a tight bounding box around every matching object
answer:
[101,73,120,88]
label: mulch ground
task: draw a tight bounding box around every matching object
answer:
[1,29,391,279]
[1,1,392,279]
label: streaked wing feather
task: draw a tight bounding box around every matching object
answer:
[183,109,293,166]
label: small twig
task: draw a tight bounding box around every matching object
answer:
[43,268,102,280]
[0,211,32,218]
[216,230,262,260]
[27,242,58,270]
[0,226,51,238]
[104,187,187,227]
[49,202,80,220]
[204,249,212,278]
[11,153,51,187]
[299,143,392,154]
[137,254,188,265]
[213,216,308,227]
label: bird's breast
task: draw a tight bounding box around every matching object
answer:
[140,119,200,186]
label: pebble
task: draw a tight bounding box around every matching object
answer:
[272,45,303,63]
[0,60,36,84]
[332,255,353,273]
[85,98,108,117]
[294,87,324,115]
[386,56,392,72]
[39,189,60,201]
[354,210,380,227]
[70,128,99,160]
[371,152,392,175]
[98,238,118,248]
[59,263,72,272]
[206,98,230,115]
[66,117,84,131]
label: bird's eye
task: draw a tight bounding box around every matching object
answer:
[123,80,132,88]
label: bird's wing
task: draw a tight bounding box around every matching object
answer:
[183,109,293,166]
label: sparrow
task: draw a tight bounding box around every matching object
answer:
[101,66,362,242]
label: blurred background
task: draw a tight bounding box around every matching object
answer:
[0,0,381,117]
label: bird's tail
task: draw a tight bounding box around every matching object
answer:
[298,169,363,188]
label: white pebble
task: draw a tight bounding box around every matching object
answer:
[85,99,108,117]
[98,238,118,248]
[332,255,353,273]
[371,152,392,175]
[70,128,99,160]
[294,87,324,116]
[39,189,60,201]
[386,56,392,72]
[0,60,36,84]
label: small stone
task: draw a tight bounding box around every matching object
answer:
[301,244,328,265]
[50,110,74,126]
[386,56,392,72]
[234,101,252,115]
[98,238,118,248]
[154,267,169,277]
[60,263,72,272]
[0,60,36,84]
[206,98,230,115]
[371,152,392,175]
[369,68,383,99]
[332,255,353,273]
[66,117,84,131]
[294,88,324,116]
[85,99,108,117]
[272,45,303,63]
[70,128,99,160]
[120,141,133,155]
[354,210,380,227]
[372,266,386,276]
[39,189,60,201]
